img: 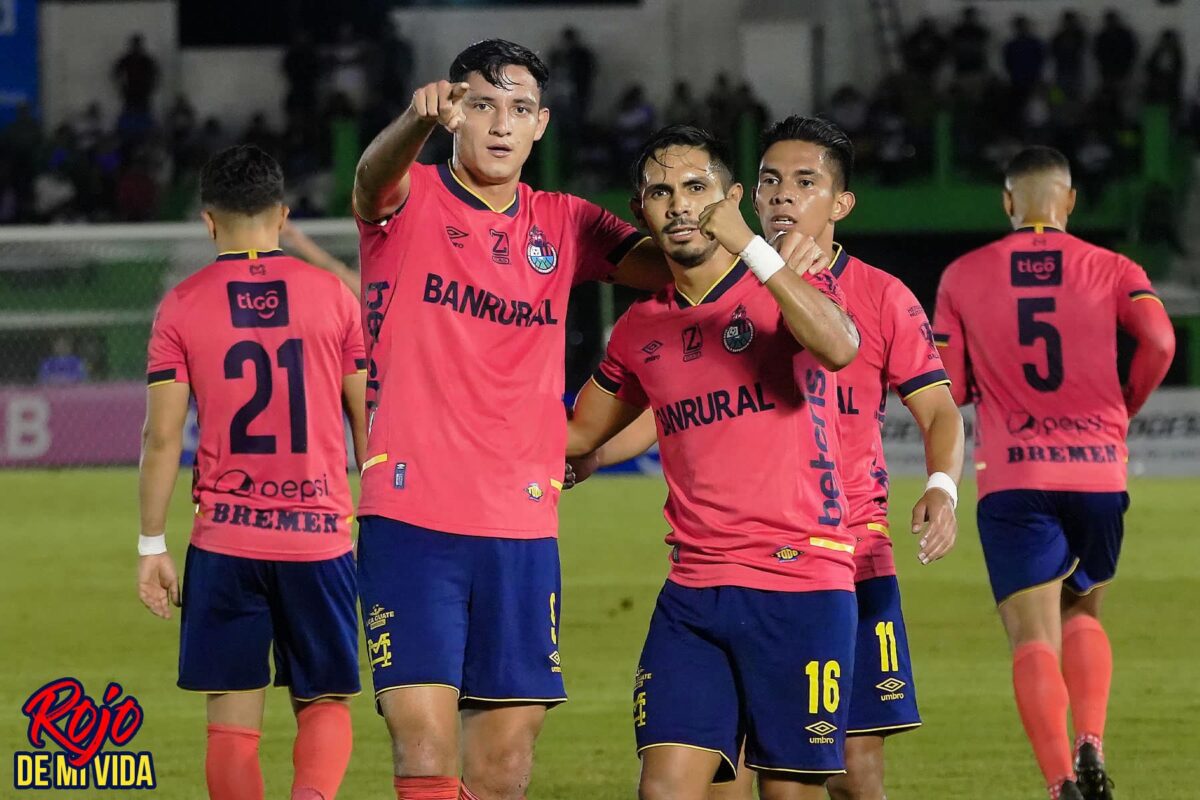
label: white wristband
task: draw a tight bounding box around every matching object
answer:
[925,472,958,509]
[138,534,167,556]
[739,235,786,283]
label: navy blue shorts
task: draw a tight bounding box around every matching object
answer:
[178,545,360,700]
[633,581,857,781]
[846,576,921,735]
[978,490,1129,605]
[357,516,565,706]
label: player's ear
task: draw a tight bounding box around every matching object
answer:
[725,182,744,204]
[201,210,217,241]
[629,194,646,227]
[831,190,856,223]
[1002,189,1014,220]
[1065,186,1077,217]
[533,106,551,142]
[278,204,290,230]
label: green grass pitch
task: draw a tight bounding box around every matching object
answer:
[1,471,1196,798]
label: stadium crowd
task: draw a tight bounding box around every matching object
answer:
[0,8,1192,224]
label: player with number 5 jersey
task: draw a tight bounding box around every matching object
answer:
[933,146,1175,800]
[138,145,368,800]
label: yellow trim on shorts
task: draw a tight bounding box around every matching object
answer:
[550,478,564,490]
[589,375,618,397]
[996,558,1080,608]
[1063,576,1114,597]
[846,721,922,736]
[360,453,388,475]
[744,762,846,775]
[459,695,568,704]
[902,380,951,402]
[147,378,181,388]
[637,743,736,777]
[866,522,890,536]
[810,537,855,554]
[375,683,461,699]
[291,690,363,702]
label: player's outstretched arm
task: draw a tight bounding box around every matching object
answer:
[342,372,369,473]
[906,385,964,564]
[353,80,470,222]
[281,221,361,295]
[567,378,646,460]
[565,408,657,488]
[1120,294,1176,417]
[137,382,189,619]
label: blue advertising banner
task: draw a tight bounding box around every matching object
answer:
[0,0,39,124]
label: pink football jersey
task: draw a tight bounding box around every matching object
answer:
[356,162,645,538]
[831,248,949,580]
[933,226,1160,498]
[594,261,856,593]
[147,251,364,561]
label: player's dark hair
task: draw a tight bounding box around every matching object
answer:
[450,39,549,92]
[199,145,284,216]
[1005,146,1071,181]
[760,115,855,190]
[631,124,734,191]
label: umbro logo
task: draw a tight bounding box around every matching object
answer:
[642,340,663,363]
[446,227,469,248]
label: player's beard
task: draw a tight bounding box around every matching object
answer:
[667,236,720,268]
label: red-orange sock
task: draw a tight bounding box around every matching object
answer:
[1012,641,1073,796]
[206,724,264,800]
[1062,614,1112,763]
[394,776,460,800]
[291,702,353,800]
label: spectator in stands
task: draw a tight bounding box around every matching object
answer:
[1095,11,1138,89]
[115,150,160,221]
[76,103,106,153]
[283,31,322,119]
[242,113,279,159]
[1003,16,1046,103]
[328,23,368,113]
[33,163,78,222]
[0,159,17,223]
[949,6,990,79]
[1145,30,1185,116]
[705,72,736,142]
[613,84,656,168]
[378,20,415,116]
[0,103,40,221]
[902,17,947,81]
[112,34,160,114]
[731,83,769,144]
[550,28,598,124]
[664,81,702,126]
[38,336,89,385]
[1050,11,1088,97]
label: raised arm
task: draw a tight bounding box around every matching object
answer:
[353,80,469,222]
[699,197,858,369]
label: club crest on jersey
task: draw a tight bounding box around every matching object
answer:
[526,482,545,502]
[773,546,801,562]
[722,304,755,353]
[526,226,558,274]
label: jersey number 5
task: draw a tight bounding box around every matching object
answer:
[1017,297,1064,392]
[224,339,308,454]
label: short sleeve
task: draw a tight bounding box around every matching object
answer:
[354,162,431,239]
[568,196,647,286]
[882,282,950,402]
[147,290,189,386]
[932,264,970,402]
[339,284,367,376]
[1114,255,1162,326]
[590,313,649,409]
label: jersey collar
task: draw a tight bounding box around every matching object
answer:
[829,243,849,278]
[438,162,520,217]
[216,249,286,261]
[673,258,747,309]
[1015,223,1063,234]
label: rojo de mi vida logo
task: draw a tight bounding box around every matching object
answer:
[13,677,156,790]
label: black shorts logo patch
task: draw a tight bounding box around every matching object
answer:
[228,281,289,327]
[722,304,755,353]
[1011,251,1063,286]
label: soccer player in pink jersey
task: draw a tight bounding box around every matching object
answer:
[137,145,368,800]
[569,124,860,800]
[571,117,965,800]
[349,40,677,800]
[933,146,1176,800]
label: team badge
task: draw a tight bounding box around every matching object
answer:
[722,304,755,353]
[773,546,800,562]
[526,226,558,274]
[526,482,544,502]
